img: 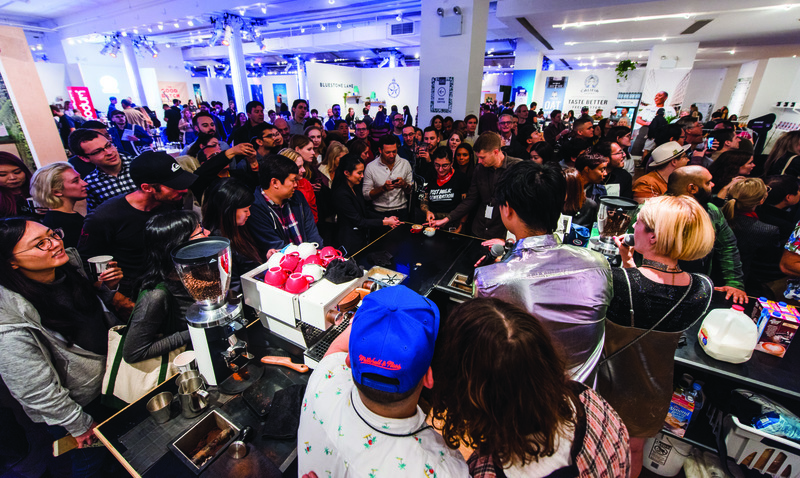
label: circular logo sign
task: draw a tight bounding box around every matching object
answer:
[388,79,400,98]
[584,74,599,88]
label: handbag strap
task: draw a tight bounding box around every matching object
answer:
[781,155,799,176]
[599,269,693,366]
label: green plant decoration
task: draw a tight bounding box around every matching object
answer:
[615,60,637,83]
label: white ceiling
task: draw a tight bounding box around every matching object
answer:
[2,0,799,69]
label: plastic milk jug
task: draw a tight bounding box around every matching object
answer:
[698,305,759,363]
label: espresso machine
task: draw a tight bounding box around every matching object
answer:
[588,196,638,266]
[172,238,254,386]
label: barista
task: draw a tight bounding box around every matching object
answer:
[473,161,612,383]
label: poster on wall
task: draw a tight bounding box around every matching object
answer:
[635,68,691,128]
[251,84,264,105]
[159,82,189,104]
[542,77,568,114]
[511,69,537,105]
[0,71,34,171]
[193,84,203,105]
[272,84,287,111]
[431,77,453,113]
[615,92,642,126]
[67,87,98,120]
[728,78,752,118]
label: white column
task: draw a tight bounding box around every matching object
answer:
[295,56,309,100]
[417,0,489,127]
[120,36,148,106]
[227,19,250,111]
[512,41,543,106]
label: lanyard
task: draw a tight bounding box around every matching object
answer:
[350,390,432,438]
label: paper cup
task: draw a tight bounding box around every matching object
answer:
[87,255,113,281]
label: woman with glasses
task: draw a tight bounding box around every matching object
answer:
[723,178,783,296]
[0,218,124,474]
[0,152,35,218]
[422,147,469,232]
[606,126,635,174]
[123,210,206,365]
[30,162,88,248]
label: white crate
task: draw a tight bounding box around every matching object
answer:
[724,414,800,478]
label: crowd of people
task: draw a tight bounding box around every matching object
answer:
[2,91,799,477]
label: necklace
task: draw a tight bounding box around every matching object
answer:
[350,390,432,438]
[641,258,682,273]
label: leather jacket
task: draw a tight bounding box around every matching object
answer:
[475,234,612,383]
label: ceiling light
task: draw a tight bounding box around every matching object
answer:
[67,38,74,45]
[147,27,153,33]
[300,26,305,33]
[165,43,171,48]
[360,56,365,61]
[414,52,419,58]
[222,24,233,46]
[396,13,402,22]
[132,28,138,34]
[36,44,43,50]
[121,31,128,37]
[321,24,326,30]
[590,55,595,60]
[261,5,267,13]
[328,0,334,4]
[337,22,342,28]
[239,8,245,15]
[730,49,736,55]
[615,53,621,59]
[174,21,180,28]
[555,5,800,29]
[188,19,194,26]
[311,57,316,62]
[158,24,164,30]
[565,36,674,46]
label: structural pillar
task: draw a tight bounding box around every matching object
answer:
[294,56,309,100]
[227,19,250,112]
[120,36,148,106]
[417,0,489,128]
[511,40,543,107]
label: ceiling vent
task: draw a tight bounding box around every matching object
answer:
[390,22,415,36]
[681,19,713,35]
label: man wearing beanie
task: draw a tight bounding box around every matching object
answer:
[297,286,467,477]
[78,151,196,296]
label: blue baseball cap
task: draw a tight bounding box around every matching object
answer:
[350,286,440,394]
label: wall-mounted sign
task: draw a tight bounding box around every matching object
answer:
[543,76,568,113]
[67,87,98,120]
[387,78,400,98]
[431,77,453,113]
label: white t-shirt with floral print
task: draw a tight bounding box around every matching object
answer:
[297,353,469,478]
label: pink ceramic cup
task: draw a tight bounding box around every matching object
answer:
[319,246,342,258]
[284,273,314,294]
[302,254,323,266]
[263,266,288,288]
[279,252,301,272]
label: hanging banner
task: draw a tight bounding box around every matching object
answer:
[542,76,568,114]
[0,71,34,170]
[67,87,98,120]
[159,82,189,104]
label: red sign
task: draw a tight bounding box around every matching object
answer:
[67,87,97,119]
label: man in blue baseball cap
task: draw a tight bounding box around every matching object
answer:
[297,286,468,477]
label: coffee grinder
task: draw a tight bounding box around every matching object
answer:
[172,237,253,386]
[588,196,638,266]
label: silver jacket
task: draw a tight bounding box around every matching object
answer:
[475,234,612,382]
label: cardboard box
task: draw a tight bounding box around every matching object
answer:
[663,392,695,438]
[754,310,798,358]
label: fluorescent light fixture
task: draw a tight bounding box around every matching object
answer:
[147,27,153,33]
[554,4,800,29]
[158,24,164,30]
[188,19,194,26]
[174,21,180,28]
[565,36,674,46]
[132,28,138,34]
[121,31,128,37]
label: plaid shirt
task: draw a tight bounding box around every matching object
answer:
[262,191,303,246]
[467,383,630,478]
[84,157,137,211]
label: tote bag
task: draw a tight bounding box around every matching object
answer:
[101,283,185,409]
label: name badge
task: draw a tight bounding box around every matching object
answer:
[485,205,494,219]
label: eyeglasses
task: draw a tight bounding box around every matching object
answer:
[14,229,64,254]
[611,151,625,156]
[498,121,513,126]
[85,143,116,157]
[190,227,210,239]
[434,163,452,169]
